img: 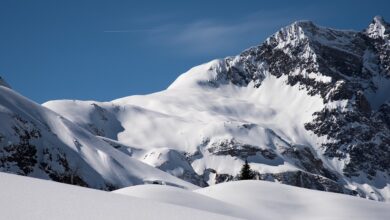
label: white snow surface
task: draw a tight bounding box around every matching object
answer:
[195,180,390,220]
[0,171,388,220]
[114,184,260,219]
[0,172,234,220]
[115,179,390,220]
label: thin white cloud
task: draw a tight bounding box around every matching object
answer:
[104,7,321,56]
[164,20,276,54]
[103,28,163,33]
[147,16,288,56]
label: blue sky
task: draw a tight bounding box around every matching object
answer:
[1,0,389,103]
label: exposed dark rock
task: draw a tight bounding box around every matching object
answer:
[282,145,338,181]
[258,171,347,194]
[207,138,277,160]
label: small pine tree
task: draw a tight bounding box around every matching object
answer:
[239,160,254,180]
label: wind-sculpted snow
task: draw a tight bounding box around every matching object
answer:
[114,184,260,219]
[114,180,390,220]
[195,180,390,220]
[0,172,230,220]
[35,16,390,201]
[4,172,388,220]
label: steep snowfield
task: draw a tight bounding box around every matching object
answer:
[44,71,324,178]
[0,172,233,220]
[0,85,196,190]
[115,180,390,220]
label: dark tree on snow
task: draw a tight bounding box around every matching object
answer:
[239,160,255,180]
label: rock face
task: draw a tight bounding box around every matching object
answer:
[214,17,390,185]
[43,17,390,201]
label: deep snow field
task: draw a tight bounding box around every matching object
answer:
[1,172,389,220]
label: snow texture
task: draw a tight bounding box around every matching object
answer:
[116,179,390,220]
[0,172,233,220]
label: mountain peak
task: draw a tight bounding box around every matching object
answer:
[282,19,318,34]
[292,20,317,28]
[0,76,11,89]
[268,20,319,48]
[366,15,389,39]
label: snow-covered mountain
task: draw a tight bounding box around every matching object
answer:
[0,83,196,190]
[43,16,390,201]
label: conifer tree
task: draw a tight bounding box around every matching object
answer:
[239,160,254,180]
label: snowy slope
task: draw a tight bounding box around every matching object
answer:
[1,169,388,220]
[0,84,196,190]
[114,185,260,219]
[195,180,390,220]
[115,180,390,220]
[44,82,326,187]
[44,16,390,201]
[0,172,233,220]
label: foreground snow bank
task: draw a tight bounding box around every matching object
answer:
[116,180,390,220]
[0,172,236,220]
[114,184,260,219]
[196,180,390,220]
[1,170,389,220]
